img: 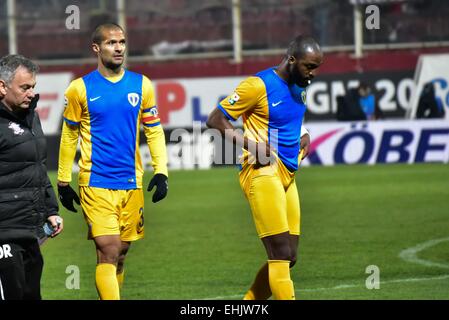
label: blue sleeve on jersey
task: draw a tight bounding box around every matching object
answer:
[217,104,237,121]
[63,117,80,126]
[144,122,161,127]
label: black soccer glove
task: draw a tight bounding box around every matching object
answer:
[57,184,80,213]
[147,174,168,203]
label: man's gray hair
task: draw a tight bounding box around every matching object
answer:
[0,54,39,85]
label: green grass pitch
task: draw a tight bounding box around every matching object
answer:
[41,163,449,300]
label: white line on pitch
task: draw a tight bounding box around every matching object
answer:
[202,274,449,300]
[399,237,449,269]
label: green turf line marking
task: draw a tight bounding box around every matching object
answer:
[203,274,449,300]
[399,237,449,269]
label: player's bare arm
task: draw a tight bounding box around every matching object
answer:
[207,108,274,165]
[300,133,310,159]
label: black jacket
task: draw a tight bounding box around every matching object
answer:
[0,95,59,241]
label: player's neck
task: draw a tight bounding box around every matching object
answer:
[97,64,124,78]
[274,66,290,83]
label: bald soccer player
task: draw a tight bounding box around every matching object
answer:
[207,35,322,300]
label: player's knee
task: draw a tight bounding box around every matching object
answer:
[289,249,298,267]
[264,234,293,261]
[270,246,293,261]
[98,247,121,264]
[116,244,130,270]
[289,256,297,268]
[118,254,126,264]
[117,254,126,272]
[120,246,129,257]
[100,255,119,265]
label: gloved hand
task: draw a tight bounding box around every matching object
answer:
[147,173,168,203]
[57,184,80,212]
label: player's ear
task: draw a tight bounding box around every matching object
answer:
[92,43,100,54]
[0,79,8,97]
[288,55,296,64]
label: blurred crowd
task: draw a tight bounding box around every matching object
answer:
[1,0,448,59]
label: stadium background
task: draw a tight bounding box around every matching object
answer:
[1,0,449,300]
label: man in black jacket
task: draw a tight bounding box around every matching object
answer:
[0,54,63,300]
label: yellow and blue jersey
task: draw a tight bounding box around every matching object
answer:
[218,67,307,172]
[58,69,167,189]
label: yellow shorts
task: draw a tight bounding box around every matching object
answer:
[239,159,301,238]
[79,186,145,241]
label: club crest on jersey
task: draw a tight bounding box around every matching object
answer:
[8,122,24,135]
[301,91,307,105]
[228,92,240,105]
[128,93,140,107]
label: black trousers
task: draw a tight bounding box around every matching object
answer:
[0,239,43,300]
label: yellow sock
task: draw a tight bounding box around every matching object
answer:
[268,260,295,300]
[116,269,125,289]
[243,262,271,300]
[95,263,120,300]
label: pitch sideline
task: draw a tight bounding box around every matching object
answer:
[202,238,449,300]
[202,274,449,300]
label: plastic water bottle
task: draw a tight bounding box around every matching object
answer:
[43,222,54,236]
[42,216,62,236]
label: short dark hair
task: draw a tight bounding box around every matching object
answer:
[286,35,321,59]
[359,82,370,90]
[91,23,124,44]
[0,54,39,85]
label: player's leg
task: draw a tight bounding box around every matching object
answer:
[285,180,301,268]
[116,241,130,289]
[94,235,122,300]
[115,189,145,291]
[79,187,122,300]
[262,232,295,300]
[242,172,283,300]
[243,262,270,300]
[289,235,299,267]
[246,173,295,300]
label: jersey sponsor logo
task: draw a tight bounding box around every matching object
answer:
[8,122,24,135]
[128,93,140,107]
[0,244,13,259]
[89,96,101,102]
[228,92,240,105]
[272,100,282,107]
[304,123,449,165]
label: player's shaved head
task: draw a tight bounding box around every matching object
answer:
[286,35,322,59]
[275,35,323,87]
[92,23,124,44]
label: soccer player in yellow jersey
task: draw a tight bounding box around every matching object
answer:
[57,23,168,300]
[207,35,322,300]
